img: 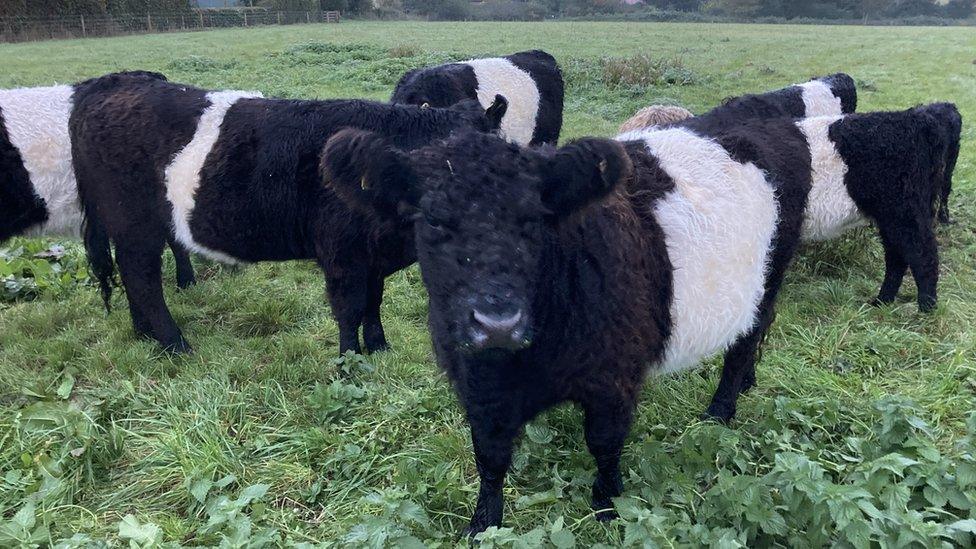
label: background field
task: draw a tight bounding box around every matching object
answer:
[0,21,974,547]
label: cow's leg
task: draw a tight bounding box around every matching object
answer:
[583,396,634,521]
[168,236,196,290]
[705,305,774,423]
[324,269,367,355]
[362,272,389,353]
[462,419,518,538]
[114,239,191,353]
[873,224,908,306]
[904,218,939,313]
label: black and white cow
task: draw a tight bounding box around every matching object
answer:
[321,121,811,535]
[617,74,857,135]
[0,72,198,289]
[391,49,563,146]
[678,103,953,312]
[69,72,506,354]
[701,72,857,125]
[794,107,951,311]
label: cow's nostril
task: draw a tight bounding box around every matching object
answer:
[472,309,523,333]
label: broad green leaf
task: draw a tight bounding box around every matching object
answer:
[550,527,576,549]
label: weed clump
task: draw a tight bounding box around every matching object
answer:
[601,54,701,90]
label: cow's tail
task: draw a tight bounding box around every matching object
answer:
[83,214,115,313]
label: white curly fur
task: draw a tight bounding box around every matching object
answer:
[466,57,540,146]
[618,127,779,374]
[795,116,867,242]
[0,85,80,237]
[164,90,262,264]
[798,80,843,118]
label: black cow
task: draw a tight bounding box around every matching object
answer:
[69,72,506,354]
[0,71,195,289]
[322,122,811,535]
[391,49,563,146]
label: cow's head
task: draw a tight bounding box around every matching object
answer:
[392,64,477,108]
[322,130,631,355]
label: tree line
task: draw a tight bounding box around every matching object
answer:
[1,0,972,21]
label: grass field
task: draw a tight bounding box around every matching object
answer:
[1,21,975,547]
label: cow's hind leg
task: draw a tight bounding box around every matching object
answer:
[705,304,775,423]
[362,273,389,353]
[906,219,939,312]
[115,238,191,354]
[872,224,908,306]
[168,236,196,290]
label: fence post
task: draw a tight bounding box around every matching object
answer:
[277,11,282,25]
[243,11,247,26]
[200,11,204,28]
[181,15,185,29]
[147,12,152,32]
[80,15,86,37]
[306,11,310,24]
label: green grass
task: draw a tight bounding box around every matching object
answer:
[1,21,975,547]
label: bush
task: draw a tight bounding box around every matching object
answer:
[601,54,700,90]
[944,0,975,18]
[429,0,470,20]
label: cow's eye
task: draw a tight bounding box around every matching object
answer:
[424,214,449,230]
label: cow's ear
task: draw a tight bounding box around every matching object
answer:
[321,128,419,218]
[540,138,631,218]
[485,94,508,131]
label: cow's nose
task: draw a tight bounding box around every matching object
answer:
[470,309,529,351]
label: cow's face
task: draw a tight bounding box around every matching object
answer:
[392,65,477,108]
[322,130,631,356]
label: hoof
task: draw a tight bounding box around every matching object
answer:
[338,343,363,356]
[365,339,390,354]
[163,337,193,355]
[918,299,937,314]
[176,277,196,290]
[702,402,734,424]
[461,521,493,541]
[594,507,619,522]
[870,296,895,308]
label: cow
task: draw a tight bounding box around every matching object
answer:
[70,71,506,354]
[391,49,563,146]
[681,102,954,312]
[320,121,812,535]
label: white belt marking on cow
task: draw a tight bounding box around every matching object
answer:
[466,57,541,146]
[164,90,262,264]
[0,85,80,237]
[621,127,779,374]
[796,116,867,242]
[798,80,843,117]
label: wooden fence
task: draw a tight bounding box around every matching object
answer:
[0,9,342,43]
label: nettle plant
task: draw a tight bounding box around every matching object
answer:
[0,240,89,301]
[338,396,975,548]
